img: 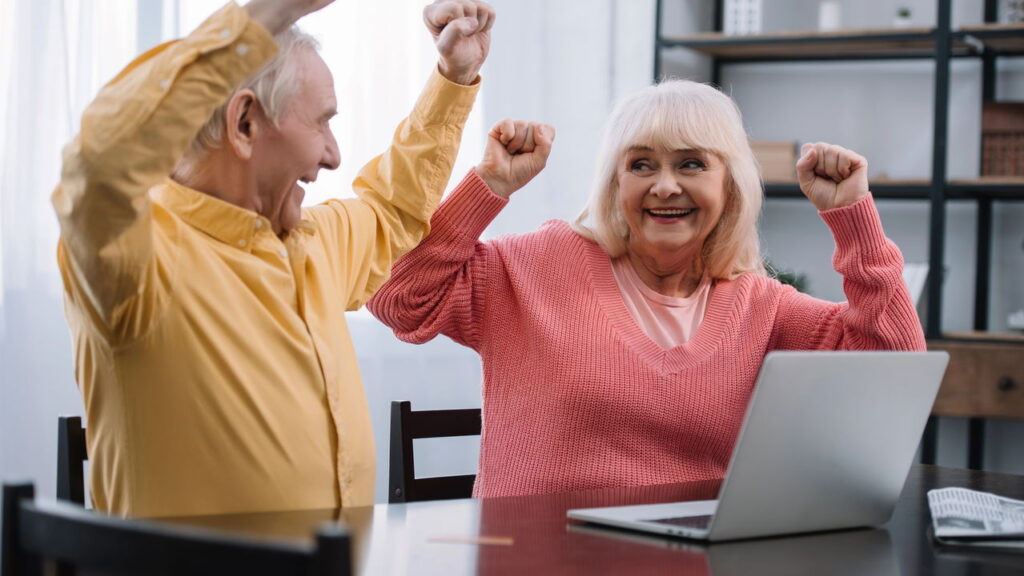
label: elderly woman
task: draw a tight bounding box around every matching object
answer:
[367,80,925,498]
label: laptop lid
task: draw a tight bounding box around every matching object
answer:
[568,351,949,542]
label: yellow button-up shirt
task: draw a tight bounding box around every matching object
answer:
[52,3,479,518]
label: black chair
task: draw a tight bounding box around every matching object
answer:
[1,483,351,576]
[56,416,87,506]
[388,401,481,503]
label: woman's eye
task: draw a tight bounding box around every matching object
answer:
[631,160,653,172]
[680,159,705,170]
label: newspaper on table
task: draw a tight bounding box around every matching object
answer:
[927,487,1024,549]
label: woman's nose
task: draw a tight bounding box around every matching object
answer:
[650,169,681,198]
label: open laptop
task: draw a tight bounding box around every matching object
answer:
[567,350,949,542]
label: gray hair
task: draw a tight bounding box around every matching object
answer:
[183,27,320,159]
[571,79,766,280]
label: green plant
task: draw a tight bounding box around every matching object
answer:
[765,259,810,294]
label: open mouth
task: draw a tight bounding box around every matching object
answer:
[645,208,695,219]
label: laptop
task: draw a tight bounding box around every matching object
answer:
[567,350,949,542]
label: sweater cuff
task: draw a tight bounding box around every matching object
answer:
[437,169,508,239]
[819,193,888,252]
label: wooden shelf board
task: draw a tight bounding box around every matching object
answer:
[764,179,1024,200]
[872,178,932,185]
[660,27,975,59]
[947,178,1024,199]
[764,180,931,200]
[957,23,1024,53]
[937,331,1024,344]
[950,177,1024,185]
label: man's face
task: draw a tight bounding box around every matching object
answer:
[253,49,340,234]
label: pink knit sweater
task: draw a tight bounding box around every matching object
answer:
[368,170,927,498]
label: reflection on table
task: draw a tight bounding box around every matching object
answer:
[156,465,1024,575]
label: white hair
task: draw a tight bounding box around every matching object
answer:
[571,79,766,280]
[182,27,320,160]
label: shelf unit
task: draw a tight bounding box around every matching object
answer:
[654,0,1024,469]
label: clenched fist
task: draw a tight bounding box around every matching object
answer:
[475,119,555,199]
[796,142,870,211]
[424,0,495,85]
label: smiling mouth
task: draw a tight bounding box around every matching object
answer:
[645,208,695,218]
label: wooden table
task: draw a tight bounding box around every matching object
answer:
[156,465,1024,575]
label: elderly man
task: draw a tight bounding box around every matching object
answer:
[53,0,492,518]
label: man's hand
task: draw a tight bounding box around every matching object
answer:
[245,0,335,36]
[424,0,495,85]
[796,142,870,211]
[476,119,554,199]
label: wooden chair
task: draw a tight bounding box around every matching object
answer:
[1,483,350,576]
[56,416,87,506]
[388,401,481,503]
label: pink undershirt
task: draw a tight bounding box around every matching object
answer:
[610,256,712,350]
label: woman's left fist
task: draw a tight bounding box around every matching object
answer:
[795,142,869,211]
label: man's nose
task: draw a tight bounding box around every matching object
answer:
[321,130,341,171]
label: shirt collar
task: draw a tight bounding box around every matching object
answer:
[151,178,316,250]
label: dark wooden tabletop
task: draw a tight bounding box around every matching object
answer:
[156,465,1024,575]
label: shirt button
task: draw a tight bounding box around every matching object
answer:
[236,44,249,56]
[254,219,263,229]
[159,79,171,90]
[279,249,288,259]
[220,28,231,39]
[238,239,248,248]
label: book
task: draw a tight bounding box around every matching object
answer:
[927,487,1024,550]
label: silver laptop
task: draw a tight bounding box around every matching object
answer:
[567,351,949,542]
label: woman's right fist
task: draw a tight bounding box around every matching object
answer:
[475,119,555,199]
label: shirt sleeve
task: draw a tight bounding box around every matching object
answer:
[52,2,277,343]
[367,169,507,351]
[768,194,927,352]
[305,69,481,311]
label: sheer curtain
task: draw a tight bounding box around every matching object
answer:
[0,0,137,497]
[0,0,484,501]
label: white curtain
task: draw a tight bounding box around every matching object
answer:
[0,0,137,496]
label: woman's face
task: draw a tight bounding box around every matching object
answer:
[617,146,728,271]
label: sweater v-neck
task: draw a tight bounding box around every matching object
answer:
[575,226,736,373]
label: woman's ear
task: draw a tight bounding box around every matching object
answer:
[224,89,263,160]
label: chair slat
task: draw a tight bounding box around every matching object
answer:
[406,409,481,439]
[408,475,477,502]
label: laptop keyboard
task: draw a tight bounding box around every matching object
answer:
[644,514,713,530]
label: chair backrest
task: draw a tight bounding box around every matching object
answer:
[1,483,350,576]
[56,416,87,505]
[388,401,481,503]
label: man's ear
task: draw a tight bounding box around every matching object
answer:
[224,89,265,160]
